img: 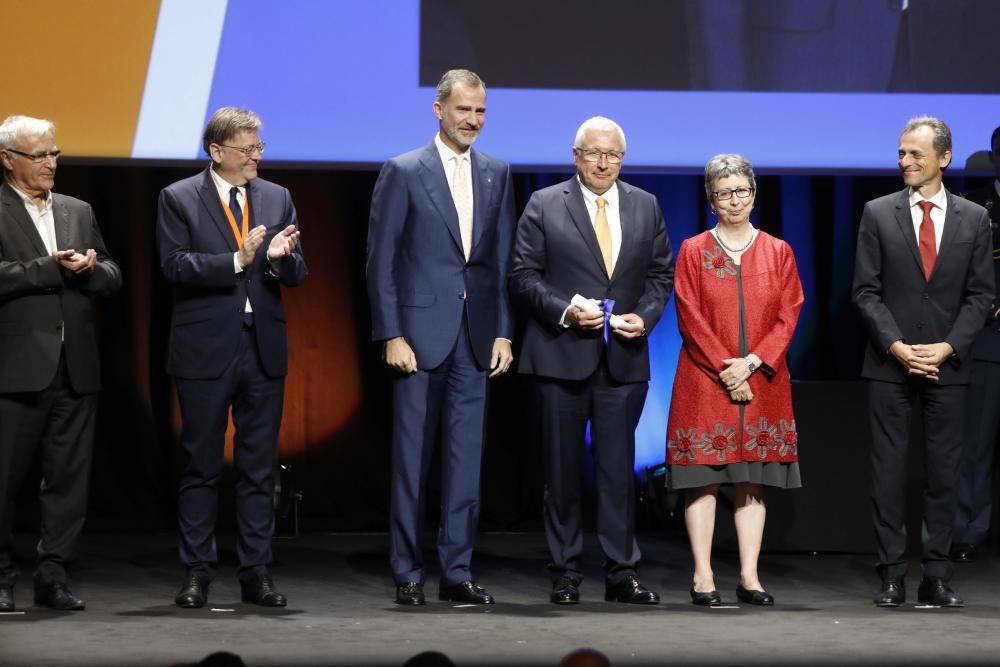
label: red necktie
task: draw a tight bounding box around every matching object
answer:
[918,200,937,281]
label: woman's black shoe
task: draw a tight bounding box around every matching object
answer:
[690,586,722,606]
[736,584,774,606]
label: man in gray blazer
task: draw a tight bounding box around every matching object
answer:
[853,116,993,608]
[0,115,121,611]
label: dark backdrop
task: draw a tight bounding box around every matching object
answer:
[12,162,996,553]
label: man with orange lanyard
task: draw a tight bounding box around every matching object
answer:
[156,107,307,608]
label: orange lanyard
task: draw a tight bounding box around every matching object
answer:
[218,191,250,246]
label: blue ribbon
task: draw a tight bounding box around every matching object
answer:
[600,298,616,344]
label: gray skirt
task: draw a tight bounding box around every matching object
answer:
[666,461,802,490]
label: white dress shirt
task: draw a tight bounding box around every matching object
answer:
[434,133,474,213]
[908,184,948,253]
[10,184,57,255]
[210,167,252,313]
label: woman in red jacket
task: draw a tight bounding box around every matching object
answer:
[666,154,803,606]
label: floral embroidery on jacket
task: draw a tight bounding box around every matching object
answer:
[702,245,737,279]
[668,427,699,463]
[745,417,779,460]
[777,419,798,457]
[697,423,739,463]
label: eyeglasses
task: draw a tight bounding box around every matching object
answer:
[575,148,624,165]
[4,148,61,163]
[712,186,755,201]
[218,142,266,157]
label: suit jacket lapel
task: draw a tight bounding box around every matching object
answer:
[612,181,636,283]
[417,143,463,256]
[936,191,961,265]
[0,183,48,256]
[51,195,71,249]
[892,189,924,276]
[470,149,492,252]
[196,168,240,251]
[563,178,609,279]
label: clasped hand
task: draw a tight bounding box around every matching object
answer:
[53,248,96,273]
[889,340,953,381]
[565,299,644,339]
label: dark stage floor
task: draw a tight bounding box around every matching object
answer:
[1,532,999,666]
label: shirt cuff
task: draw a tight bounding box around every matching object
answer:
[559,304,573,328]
[233,252,243,274]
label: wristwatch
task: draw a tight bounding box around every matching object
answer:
[745,357,757,374]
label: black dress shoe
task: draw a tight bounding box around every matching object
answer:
[736,584,774,606]
[240,573,287,607]
[874,576,905,607]
[34,582,85,611]
[395,581,425,605]
[950,543,976,563]
[550,576,581,604]
[917,577,964,607]
[605,575,660,604]
[690,586,722,606]
[0,585,14,612]
[438,580,494,604]
[175,572,211,608]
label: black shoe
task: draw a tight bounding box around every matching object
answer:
[917,577,964,607]
[605,575,659,604]
[0,585,13,612]
[33,582,85,611]
[240,572,287,607]
[395,581,425,606]
[950,543,976,563]
[438,580,495,604]
[175,572,211,608]
[690,586,722,606]
[736,584,774,606]
[874,576,905,607]
[550,576,581,605]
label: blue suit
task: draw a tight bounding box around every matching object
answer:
[156,168,307,580]
[367,141,515,585]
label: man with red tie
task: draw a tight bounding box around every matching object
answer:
[853,116,994,608]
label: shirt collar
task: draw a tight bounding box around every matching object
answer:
[209,165,246,196]
[7,182,52,211]
[434,133,471,165]
[908,184,947,210]
[577,176,618,207]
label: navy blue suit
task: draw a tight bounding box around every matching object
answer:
[367,142,515,585]
[156,168,307,580]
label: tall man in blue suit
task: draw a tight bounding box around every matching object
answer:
[509,117,674,605]
[367,69,516,606]
[157,107,307,608]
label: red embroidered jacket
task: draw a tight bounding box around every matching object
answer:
[666,230,804,465]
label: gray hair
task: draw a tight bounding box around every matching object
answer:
[0,115,56,150]
[435,69,485,103]
[202,107,262,156]
[901,115,952,157]
[574,116,627,152]
[704,153,756,198]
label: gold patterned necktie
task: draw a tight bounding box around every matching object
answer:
[453,155,473,261]
[595,196,612,276]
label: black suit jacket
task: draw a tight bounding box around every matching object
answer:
[0,182,121,394]
[852,187,994,384]
[156,168,307,380]
[962,183,1000,362]
[509,177,674,383]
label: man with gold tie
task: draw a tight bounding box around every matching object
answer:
[366,69,516,606]
[509,117,674,605]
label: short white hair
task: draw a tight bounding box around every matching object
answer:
[0,115,56,150]
[574,116,626,152]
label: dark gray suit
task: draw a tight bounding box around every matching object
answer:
[853,187,993,580]
[509,177,674,584]
[0,181,121,586]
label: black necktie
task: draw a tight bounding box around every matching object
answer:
[229,186,243,225]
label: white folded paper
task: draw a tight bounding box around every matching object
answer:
[571,294,625,329]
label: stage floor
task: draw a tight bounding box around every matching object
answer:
[1,531,999,666]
